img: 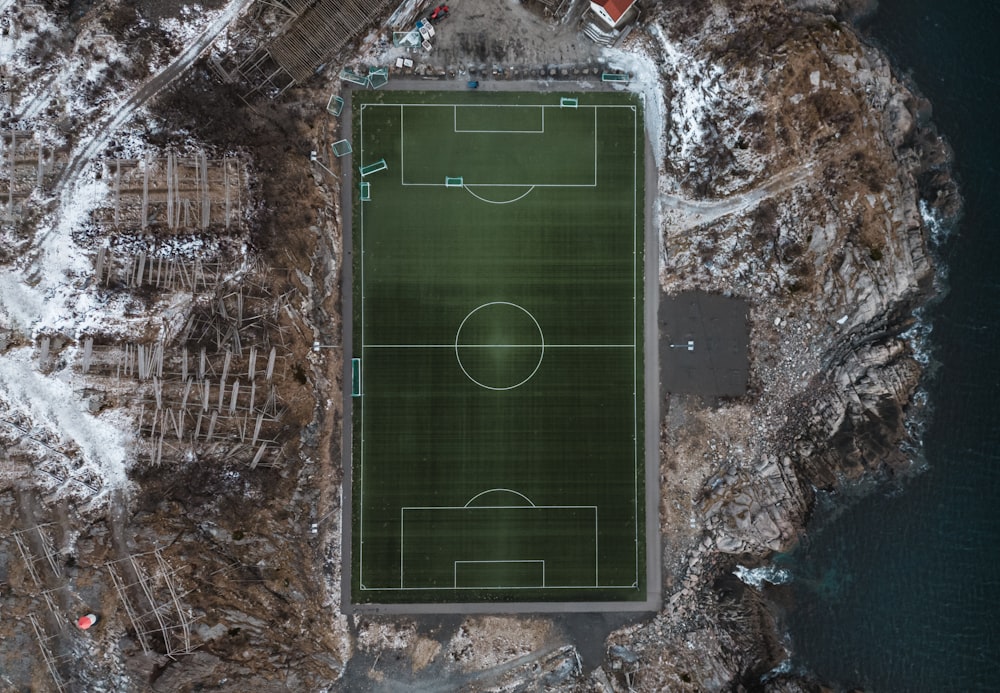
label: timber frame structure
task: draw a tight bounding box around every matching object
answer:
[219,0,397,99]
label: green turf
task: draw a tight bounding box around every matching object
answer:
[351,90,644,604]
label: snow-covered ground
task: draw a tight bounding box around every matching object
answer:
[0,0,251,506]
[0,346,133,503]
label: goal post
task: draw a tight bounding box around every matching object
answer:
[445,176,464,188]
[339,67,368,86]
[601,72,631,83]
[367,67,389,89]
[326,94,345,117]
[359,159,387,177]
[352,358,362,396]
[560,97,579,108]
[331,139,353,157]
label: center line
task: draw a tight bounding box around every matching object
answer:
[364,344,634,348]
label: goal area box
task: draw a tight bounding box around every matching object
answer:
[344,90,655,611]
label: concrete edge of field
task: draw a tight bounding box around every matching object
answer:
[340,80,662,615]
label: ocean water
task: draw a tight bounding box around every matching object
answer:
[777,2,1000,690]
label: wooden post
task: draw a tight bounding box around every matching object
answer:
[224,155,231,229]
[201,151,210,229]
[250,443,267,469]
[266,347,276,381]
[142,153,149,228]
[114,158,121,226]
[166,151,174,229]
[8,130,15,215]
[95,247,106,283]
[36,141,44,189]
[82,337,93,374]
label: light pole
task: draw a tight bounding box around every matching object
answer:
[309,150,340,180]
[669,340,695,351]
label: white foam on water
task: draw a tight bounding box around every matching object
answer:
[919,198,953,247]
[734,563,792,589]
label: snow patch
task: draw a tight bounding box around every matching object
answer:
[0,173,124,338]
[600,44,665,166]
[648,23,726,167]
[161,5,222,45]
[0,347,132,501]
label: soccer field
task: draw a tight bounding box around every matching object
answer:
[348,90,646,605]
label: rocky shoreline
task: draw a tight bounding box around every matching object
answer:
[0,0,960,689]
[624,0,960,688]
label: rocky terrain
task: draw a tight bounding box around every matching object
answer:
[0,0,958,690]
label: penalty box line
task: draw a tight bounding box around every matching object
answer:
[362,343,635,348]
[395,103,600,188]
[399,505,599,590]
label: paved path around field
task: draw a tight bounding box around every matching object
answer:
[339,80,662,615]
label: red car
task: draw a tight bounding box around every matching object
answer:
[429,4,449,22]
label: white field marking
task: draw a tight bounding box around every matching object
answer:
[463,487,537,507]
[355,100,644,590]
[454,301,544,392]
[376,103,635,108]
[390,102,606,187]
[463,185,535,205]
[398,505,599,590]
[404,183,594,187]
[596,508,600,585]
[362,344,634,348]
[454,560,545,588]
[359,108,367,587]
[453,104,545,133]
[594,107,599,185]
[360,585,637,591]
[402,505,596,510]
[631,104,639,583]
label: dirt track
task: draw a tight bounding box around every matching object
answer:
[375,0,603,75]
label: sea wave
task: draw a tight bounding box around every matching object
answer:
[919,198,953,249]
[734,564,792,589]
[898,194,957,462]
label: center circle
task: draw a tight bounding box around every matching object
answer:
[454,302,545,391]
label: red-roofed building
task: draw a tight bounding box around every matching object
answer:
[589,0,637,29]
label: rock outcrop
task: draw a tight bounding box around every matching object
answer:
[0,0,958,690]
[601,0,958,688]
